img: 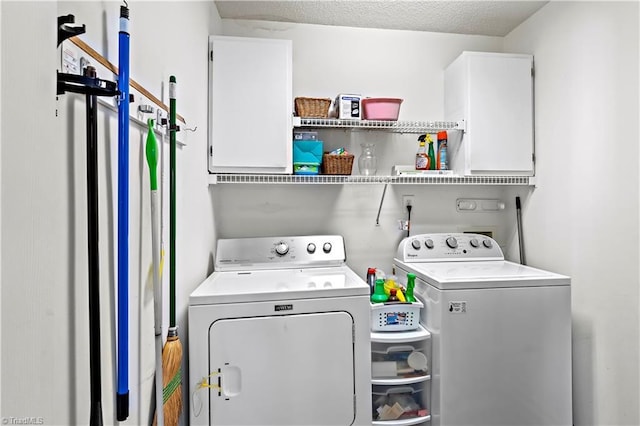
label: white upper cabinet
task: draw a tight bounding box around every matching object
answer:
[208,36,293,174]
[445,52,534,176]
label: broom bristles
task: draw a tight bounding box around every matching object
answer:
[153,333,183,426]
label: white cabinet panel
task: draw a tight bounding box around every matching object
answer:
[208,36,292,173]
[445,52,534,176]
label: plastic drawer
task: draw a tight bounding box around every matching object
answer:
[371,342,429,379]
[372,383,429,422]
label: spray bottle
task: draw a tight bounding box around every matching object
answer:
[427,134,436,170]
[415,135,429,170]
[437,131,448,170]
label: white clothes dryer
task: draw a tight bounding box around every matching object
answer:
[189,235,372,426]
[393,233,572,426]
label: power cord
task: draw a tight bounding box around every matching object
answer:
[406,204,412,237]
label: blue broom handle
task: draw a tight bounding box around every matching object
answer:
[116,4,130,421]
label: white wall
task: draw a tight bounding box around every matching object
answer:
[505,2,640,425]
[215,20,528,276]
[1,1,219,424]
[1,3,63,423]
[0,0,3,419]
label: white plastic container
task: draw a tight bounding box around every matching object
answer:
[332,93,362,120]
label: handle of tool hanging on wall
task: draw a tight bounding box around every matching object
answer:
[516,196,526,265]
[116,2,131,421]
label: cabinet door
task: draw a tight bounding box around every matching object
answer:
[208,36,292,173]
[446,52,534,176]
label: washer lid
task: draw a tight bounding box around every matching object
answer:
[395,259,570,290]
[189,265,369,305]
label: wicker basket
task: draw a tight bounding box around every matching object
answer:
[322,153,354,175]
[295,97,331,118]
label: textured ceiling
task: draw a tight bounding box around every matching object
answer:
[214,1,549,37]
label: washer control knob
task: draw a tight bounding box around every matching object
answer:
[323,242,332,253]
[483,239,493,248]
[446,236,458,249]
[469,238,479,248]
[411,240,421,250]
[425,239,435,249]
[307,243,316,254]
[275,242,289,256]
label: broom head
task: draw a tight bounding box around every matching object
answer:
[155,331,183,426]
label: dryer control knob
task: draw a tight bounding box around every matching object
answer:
[307,243,316,254]
[275,242,289,256]
[483,239,493,248]
[446,236,458,249]
[469,238,479,248]
[323,242,332,253]
[411,240,421,250]
[425,239,434,249]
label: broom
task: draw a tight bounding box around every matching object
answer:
[146,118,164,426]
[161,75,183,426]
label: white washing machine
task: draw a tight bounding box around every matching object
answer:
[189,235,372,426]
[393,233,572,426]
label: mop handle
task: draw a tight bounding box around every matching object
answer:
[146,119,161,332]
[169,76,177,328]
[116,3,130,421]
[85,66,104,426]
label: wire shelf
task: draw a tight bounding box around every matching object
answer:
[209,174,534,186]
[392,175,533,185]
[296,118,462,133]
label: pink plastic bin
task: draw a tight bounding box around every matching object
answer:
[362,98,403,121]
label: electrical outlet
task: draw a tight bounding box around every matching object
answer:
[403,195,415,207]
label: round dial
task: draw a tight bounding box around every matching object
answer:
[483,239,493,248]
[469,238,479,248]
[446,236,458,249]
[323,242,332,253]
[425,239,434,249]
[275,242,289,256]
[411,240,421,250]
[307,243,316,254]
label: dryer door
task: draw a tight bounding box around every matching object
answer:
[209,312,356,425]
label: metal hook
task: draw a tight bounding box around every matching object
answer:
[183,126,197,133]
[57,14,86,46]
[138,104,155,114]
[123,0,128,8]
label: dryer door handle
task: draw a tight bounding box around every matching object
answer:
[220,365,242,398]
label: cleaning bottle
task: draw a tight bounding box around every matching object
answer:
[367,267,376,295]
[415,135,429,170]
[371,279,389,303]
[437,131,448,170]
[427,134,436,170]
[388,288,400,302]
[383,274,396,296]
[405,273,417,302]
